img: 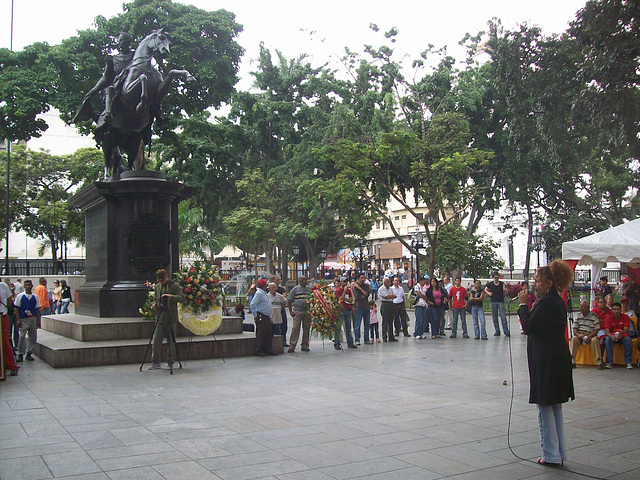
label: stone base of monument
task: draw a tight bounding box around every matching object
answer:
[34,314,283,368]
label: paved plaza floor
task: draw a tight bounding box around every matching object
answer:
[2,312,639,480]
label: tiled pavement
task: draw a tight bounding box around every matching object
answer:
[2,311,639,480]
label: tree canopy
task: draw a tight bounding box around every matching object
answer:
[3,0,638,272]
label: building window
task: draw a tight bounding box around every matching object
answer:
[415,213,423,224]
[376,220,381,229]
[401,215,406,219]
[394,216,399,221]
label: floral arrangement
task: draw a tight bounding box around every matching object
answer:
[139,288,155,319]
[309,282,343,338]
[174,262,223,314]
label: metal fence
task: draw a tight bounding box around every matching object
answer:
[1,259,86,277]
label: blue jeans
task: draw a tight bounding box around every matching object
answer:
[335,309,355,347]
[59,301,70,314]
[414,305,428,337]
[604,336,632,364]
[41,307,52,316]
[429,305,444,337]
[490,302,509,335]
[354,307,371,342]
[537,404,566,464]
[452,308,468,336]
[471,305,487,339]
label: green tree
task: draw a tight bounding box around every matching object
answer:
[433,222,504,279]
[9,146,103,259]
[0,43,53,141]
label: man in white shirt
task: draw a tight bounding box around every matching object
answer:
[1,279,19,375]
[390,277,409,336]
[378,277,397,342]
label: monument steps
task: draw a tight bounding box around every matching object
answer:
[35,315,282,368]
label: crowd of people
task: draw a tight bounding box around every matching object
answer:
[569,274,639,370]
[240,270,540,357]
[1,277,73,378]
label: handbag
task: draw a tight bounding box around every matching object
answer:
[465,302,473,314]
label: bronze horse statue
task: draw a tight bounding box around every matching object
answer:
[76,29,194,179]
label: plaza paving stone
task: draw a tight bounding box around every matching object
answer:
[2,311,639,479]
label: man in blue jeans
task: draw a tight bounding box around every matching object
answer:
[485,271,510,336]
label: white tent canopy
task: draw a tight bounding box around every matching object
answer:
[562,218,640,265]
[562,219,640,303]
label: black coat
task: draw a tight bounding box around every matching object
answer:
[518,289,575,405]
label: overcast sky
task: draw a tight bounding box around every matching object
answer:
[3,0,588,87]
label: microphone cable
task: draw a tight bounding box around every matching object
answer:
[505,297,609,480]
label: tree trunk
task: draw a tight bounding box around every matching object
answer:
[524,204,533,280]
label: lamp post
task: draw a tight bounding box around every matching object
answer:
[320,248,327,279]
[61,220,68,275]
[507,236,514,279]
[412,232,424,284]
[292,244,300,281]
[4,0,14,276]
[532,229,543,270]
[358,237,364,274]
[377,242,382,272]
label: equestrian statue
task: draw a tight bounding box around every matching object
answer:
[74,29,195,179]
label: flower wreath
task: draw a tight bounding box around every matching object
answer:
[174,262,223,314]
[309,283,343,338]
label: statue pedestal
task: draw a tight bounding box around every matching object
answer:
[70,171,197,317]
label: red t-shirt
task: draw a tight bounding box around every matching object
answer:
[335,287,353,310]
[449,286,468,309]
[591,306,610,328]
[604,313,631,339]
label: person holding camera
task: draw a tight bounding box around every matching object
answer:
[149,269,186,370]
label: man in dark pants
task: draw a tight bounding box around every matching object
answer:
[250,278,276,356]
[149,269,186,370]
[378,277,397,342]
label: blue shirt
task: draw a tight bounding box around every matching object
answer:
[250,288,272,316]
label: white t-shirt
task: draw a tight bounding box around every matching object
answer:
[0,282,12,315]
[390,285,405,304]
[413,283,427,308]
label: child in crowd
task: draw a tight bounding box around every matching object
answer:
[369,300,380,342]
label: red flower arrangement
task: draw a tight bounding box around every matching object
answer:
[174,262,223,314]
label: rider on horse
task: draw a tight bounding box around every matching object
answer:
[74,32,134,131]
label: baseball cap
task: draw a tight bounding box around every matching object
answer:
[621,296,629,303]
[257,278,268,288]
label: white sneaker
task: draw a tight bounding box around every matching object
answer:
[148,363,161,370]
[626,363,633,370]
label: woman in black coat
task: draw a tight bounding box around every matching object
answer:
[518,259,575,466]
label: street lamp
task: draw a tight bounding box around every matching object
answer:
[358,237,365,274]
[61,220,68,275]
[377,242,382,272]
[411,232,424,284]
[292,244,300,281]
[507,236,514,279]
[532,229,543,270]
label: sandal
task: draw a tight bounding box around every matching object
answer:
[537,458,562,467]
